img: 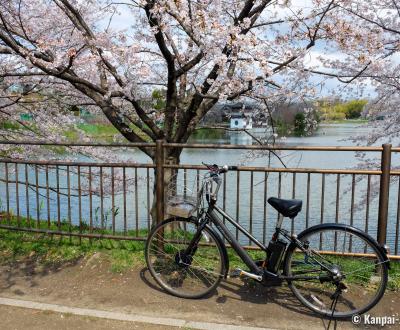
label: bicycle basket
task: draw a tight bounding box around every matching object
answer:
[165,172,202,218]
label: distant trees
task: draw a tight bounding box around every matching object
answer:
[341,100,368,119]
[318,99,368,121]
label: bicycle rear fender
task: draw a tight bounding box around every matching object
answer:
[296,223,390,269]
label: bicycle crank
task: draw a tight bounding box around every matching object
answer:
[229,268,263,282]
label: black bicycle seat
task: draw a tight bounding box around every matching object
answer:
[268,197,302,218]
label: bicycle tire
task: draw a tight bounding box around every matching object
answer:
[283,223,388,318]
[145,217,226,299]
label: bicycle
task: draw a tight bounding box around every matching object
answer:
[145,163,390,319]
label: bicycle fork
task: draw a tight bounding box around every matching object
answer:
[182,218,208,257]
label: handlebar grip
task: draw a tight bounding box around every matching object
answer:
[218,165,237,173]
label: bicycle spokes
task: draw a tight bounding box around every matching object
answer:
[285,226,388,318]
[146,218,225,298]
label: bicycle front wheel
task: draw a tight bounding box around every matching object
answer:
[284,224,388,318]
[145,217,226,299]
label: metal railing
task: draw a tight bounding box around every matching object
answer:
[0,140,399,257]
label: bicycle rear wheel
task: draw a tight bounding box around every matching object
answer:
[284,224,388,318]
[145,217,226,298]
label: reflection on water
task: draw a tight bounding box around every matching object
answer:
[189,123,371,146]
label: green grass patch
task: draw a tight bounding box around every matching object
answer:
[63,122,150,142]
[62,123,120,143]
[388,261,400,290]
[0,214,146,272]
[0,228,146,272]
[77,123,119,136]
[0,213,149,237]
[108,247,144,273]
[227,248,266,270]
[63,129,79,141]
[77,122,149,140]
[323,119,369,124]
[0,121,22,130]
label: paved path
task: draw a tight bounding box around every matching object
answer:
[0,297,271,330]
[0,304,177,330]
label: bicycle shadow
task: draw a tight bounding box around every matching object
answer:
[220,279,349,329]
[139,267,167,294]
[140,267,348,330]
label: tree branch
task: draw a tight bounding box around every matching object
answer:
[144,1,176,139]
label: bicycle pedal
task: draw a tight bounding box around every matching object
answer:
[229,268,242,278]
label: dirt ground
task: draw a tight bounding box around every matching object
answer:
[0,254,398,330]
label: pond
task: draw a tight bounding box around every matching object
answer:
[1,123,399,253]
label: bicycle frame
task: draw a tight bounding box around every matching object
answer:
[190,169,345,282]
[206,205,279,278]
[191,173,288,278]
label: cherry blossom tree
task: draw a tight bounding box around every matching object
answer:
[1,0,399,218]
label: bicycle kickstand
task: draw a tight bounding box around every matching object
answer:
[327,282,347,329]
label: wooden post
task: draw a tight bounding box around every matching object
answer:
[377,144,391,245]
[155,139,164,225]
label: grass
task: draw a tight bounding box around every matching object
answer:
[63,122,151,142]
[0,228,146,273]
[63,123,119,142]
[1,118,152,143]
[0,121,23,130]
[388,261,400,290]
[0,214,147,273]
[0,212,149,237]
[77,123,119,136]
[289,252,394,288]
[322,119,369,124]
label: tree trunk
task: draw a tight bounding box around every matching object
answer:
[150,146,181,226]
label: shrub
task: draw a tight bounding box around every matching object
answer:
[294,112,306,136]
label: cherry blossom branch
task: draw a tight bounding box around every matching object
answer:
[338,4,400,35]
[197,125,287,168]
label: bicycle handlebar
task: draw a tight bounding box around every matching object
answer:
[201,163,238,203]
[202,163,238,174]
